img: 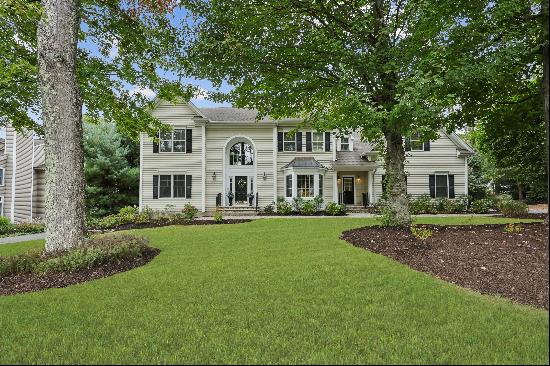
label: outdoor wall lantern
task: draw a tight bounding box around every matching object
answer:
[263,172,267,180]
[212,172,216,180]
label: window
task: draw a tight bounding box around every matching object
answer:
[410,132,424,151]
[286,175,293,197]
[0,168,4,186]
[297,175,314,198]
[229,142,254,165]
[312,132,324,151]
[159,175,172,198]
[173,175,186,198]
[435,174,449,198]
[160,129,186,152]
[283,132,296,152]
[318,174,323,196]
[340,137,350,151]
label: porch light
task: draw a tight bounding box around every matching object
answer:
[212,172,216,180]
[263,172,267,180]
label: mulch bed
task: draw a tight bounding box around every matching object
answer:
[0,247,160,296]
[341,222,549,309]
[91,219,251,233]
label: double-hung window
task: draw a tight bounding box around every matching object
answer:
[410,132,424,151]
[286,175,293,197]
[297,175,314,198]
[312,132,324,151]
[283,132,296,151]
[340,137,350,151]
[159,175,172,198]
[160,129,186,152]
[173,175,186,198]
[158,174,187,198]
[435,174,449,198]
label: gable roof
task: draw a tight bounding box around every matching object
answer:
[442,130,475,156]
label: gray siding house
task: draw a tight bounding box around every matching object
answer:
[0,126,45,223]
[140,101,475,213]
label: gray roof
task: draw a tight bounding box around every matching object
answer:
[284,157,325,169]
[199,107,265,122]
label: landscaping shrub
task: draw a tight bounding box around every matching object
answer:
[292,197,305,212]
[410,225,433,240]
[498,199,528,217]
[0,216,11,227]
[313,195,324,211]
[182,203,199,220]
[470,198,494,214]
[379,206,401,227]
[325,202,346,216]
[300,201,317,215]
[276,198,293,215]
[0,234,152,278]
[213,209,223,223]
[263,202,275,214]
[504,223,524,233]
[0,222,45,237]
[409,195,435,214]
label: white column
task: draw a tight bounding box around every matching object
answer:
[273,126,278,202]
[368,170,374,205]
[333,171,338,203]
[201,124,206,212]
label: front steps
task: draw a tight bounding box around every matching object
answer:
[345,205,375,213]
[219,206,259,216]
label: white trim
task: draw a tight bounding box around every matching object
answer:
[158,128,187,153]
[282,131,297,152]
[222,135,257,206]
[464,158,468,197]
[139,133,143,211]
[272,126,277,203]
[29,138,35,219]
[0,195,4,217]
[368,170,374,204]
[332,172,338,202]
[341,175,356,205]
[10,131,16,223]
[0,167,4,187]
[201,124,206,212]
[332,134,336,161]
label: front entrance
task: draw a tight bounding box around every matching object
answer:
[234,176,248,204]
[342,176,355,204]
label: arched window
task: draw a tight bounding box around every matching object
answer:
[229,142,254,165]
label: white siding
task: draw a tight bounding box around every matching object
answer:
[373,131,467,202]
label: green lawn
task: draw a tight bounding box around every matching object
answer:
[0,216,548,364]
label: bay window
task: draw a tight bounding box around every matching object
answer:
[297,175,314,197]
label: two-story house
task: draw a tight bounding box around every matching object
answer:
[139,101,474,213]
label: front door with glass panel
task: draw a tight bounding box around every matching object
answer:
[235,176,248,204]
[342,176,355,204]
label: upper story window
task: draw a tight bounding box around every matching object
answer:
[283,132,296,152]
[160,129,186,152]
[312,132,324,152]
[230,142,254,165]
[340,137,350,151]
[0,167,4,186]
[410,132,424,151]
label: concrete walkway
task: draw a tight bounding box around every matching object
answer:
[0,232,45,245]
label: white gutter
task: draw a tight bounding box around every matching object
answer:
[273,126,278,206]
[139,133,143,212]
[201,124,206,212]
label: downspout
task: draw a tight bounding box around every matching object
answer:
[201,123,206,213]
[139,133,143,212]
[273,125,277,209]
[30,137,35,220]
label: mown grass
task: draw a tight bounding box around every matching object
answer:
[0,216,547,364]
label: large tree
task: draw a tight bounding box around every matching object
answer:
[1,0,190,251]
[182,0,486,225]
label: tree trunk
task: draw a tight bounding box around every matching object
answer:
[38,0,86,252]
[383,129,411,225]
[517,183,524,201]
[542,0,549,214]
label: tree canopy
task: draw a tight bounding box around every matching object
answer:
[0,0,192,138]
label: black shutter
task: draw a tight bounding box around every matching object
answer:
[424,141,430,151]
[296,132,302,151]
[153,132,159,153]
[186,175,192,198]
[186,129,192,153]
[448,175,455,198]
[405,138,411,151]
[429,175,435,198]
[277,132,283,151]
[324,132,331,151]
[306,132,312,152]
[153,175,159,199]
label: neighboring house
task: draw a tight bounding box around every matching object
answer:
[139,101,475,213]
[0,126,45,223]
